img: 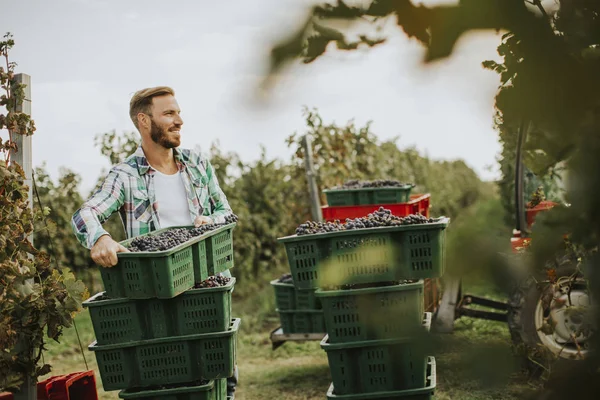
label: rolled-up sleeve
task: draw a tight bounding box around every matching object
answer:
[71,170,125,249]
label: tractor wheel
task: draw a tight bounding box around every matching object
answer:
[508,264,591,376]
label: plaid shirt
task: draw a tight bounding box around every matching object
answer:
[72,145,232,250]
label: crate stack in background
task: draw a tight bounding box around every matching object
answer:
[270,273,325,335]
[83,222,240,400]
[321,186,440,314]
[278,181,447,399]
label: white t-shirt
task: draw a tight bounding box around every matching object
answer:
[152,169,193,228]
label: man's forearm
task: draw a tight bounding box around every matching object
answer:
[72,207,112,250]
[72,170,124,249]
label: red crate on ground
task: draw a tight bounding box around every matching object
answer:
[0,371,97,400]
[46,371,97,400]
[321,193,431,222]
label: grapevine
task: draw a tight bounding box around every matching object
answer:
[0,33,88,392]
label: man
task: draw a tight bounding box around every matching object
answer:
[71,86,238,395]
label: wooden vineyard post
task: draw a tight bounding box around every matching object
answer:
[301,135,322,222]
[10,73,36,400]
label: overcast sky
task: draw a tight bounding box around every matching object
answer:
[4,0,514,195]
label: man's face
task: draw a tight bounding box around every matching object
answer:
[148,94,183,149]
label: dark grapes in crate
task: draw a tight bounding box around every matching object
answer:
[334,179,413,189]
[278,273,293,284]
[193,275,231,289]
[128,213,238,252]
[295,207,442,236]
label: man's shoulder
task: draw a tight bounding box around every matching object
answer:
[110,153,141,177]
[178,147,210,168]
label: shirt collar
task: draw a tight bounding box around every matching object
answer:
[134,145,188,176]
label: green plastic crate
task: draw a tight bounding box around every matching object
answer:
[278,219,449,290]
[206,227,235,276]
[277,309,325,334]
[323,185,415,207]
[83,278,235,345]
[270,279,321,311]
[90,319,240,391]
[326,357,436,399]
[189,224,235,278]
[321,313,431,395]
[118,378,227,400]
[316,281,424,343]
[101,224,236,299]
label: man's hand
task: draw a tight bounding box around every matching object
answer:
[194,216,213,227]
[91,234,129,268]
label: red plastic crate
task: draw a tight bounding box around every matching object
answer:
[321,194,430,222]
[46,371,97,400]
[0,371,97,400]
[525,201,558,228]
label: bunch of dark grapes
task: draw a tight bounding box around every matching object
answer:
[128,213,240,252]
[128,228,193,252]
[194,275,231,289]
[362,179,412,188]
[224,213,239,224]
[189,213,239,237]
[295,207,441,236]
[278,273,293,284]
[334,179,412,189]
[295,220,346,235]
[189,223,221,237]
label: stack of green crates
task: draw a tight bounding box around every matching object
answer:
[83,223,240,400]
[270,276,325,334]
[278,217,449,399]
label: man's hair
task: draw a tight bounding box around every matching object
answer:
[129,86,175,129]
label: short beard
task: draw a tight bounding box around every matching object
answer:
[150,119,179,149]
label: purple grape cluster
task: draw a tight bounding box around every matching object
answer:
[278,273,293,284]
[128,213,239,252]
[295,207,441,236]
[335,179,412,189]
[194,275,231,289]
[128,228,192,252]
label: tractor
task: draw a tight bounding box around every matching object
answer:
[435,126,592,372]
